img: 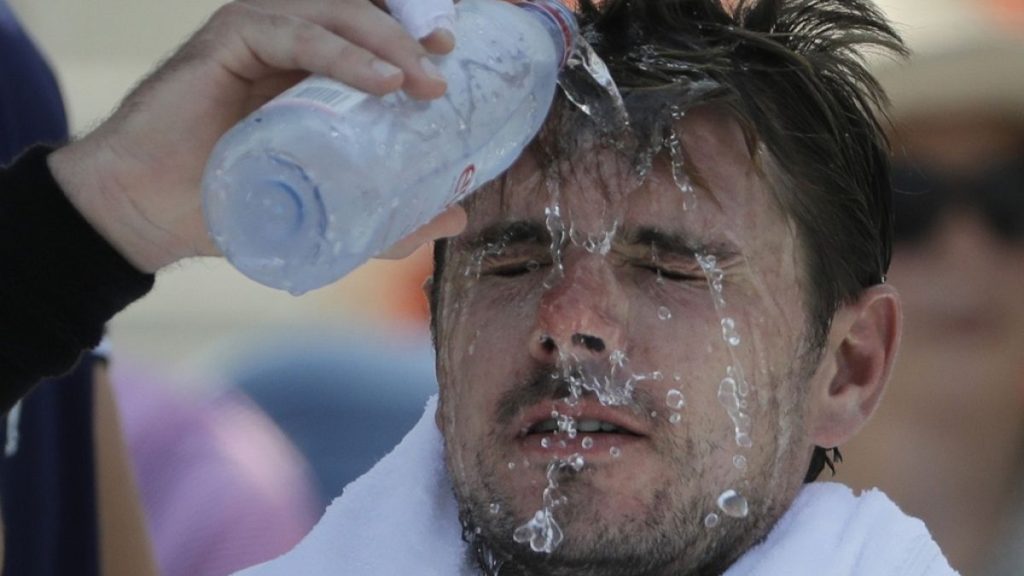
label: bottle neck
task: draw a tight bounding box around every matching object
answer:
[515,0,578,69]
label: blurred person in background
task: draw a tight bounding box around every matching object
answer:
[841,1,1024,574]
[112,367,320,576]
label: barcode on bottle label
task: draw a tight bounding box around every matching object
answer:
[274,77,368,115]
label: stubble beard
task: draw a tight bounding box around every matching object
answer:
[437,335,817,576]
[444,422,795,576]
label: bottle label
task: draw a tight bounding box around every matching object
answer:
[270,76,369,116]
[451,164,477,202]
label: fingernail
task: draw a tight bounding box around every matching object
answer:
[420,56,445,82]
[429,27,455,47]
[427,14,455,37]
[371,58,402,79]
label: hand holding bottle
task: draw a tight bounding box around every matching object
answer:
[48,0,465,274]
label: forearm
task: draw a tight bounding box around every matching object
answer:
[0,147,154,413]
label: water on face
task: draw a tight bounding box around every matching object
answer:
[483,38,774,558]
[666,389,686,410]
[512,458,580,553]
[558,36,629,130]
[716,489,750,518]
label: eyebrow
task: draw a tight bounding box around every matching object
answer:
[619,226,740,260]
[460,221,740,261]
[461,220,552,253]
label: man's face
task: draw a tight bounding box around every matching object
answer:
[434,108,824,574]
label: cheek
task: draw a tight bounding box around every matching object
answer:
[438,283,537,425]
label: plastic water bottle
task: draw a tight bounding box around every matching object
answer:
[202,0,577,294]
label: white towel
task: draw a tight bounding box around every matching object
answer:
[236,395,957,575]
[724,484,958,576]
[235,396,468,575]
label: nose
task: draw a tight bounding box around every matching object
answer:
[528,256,628,364]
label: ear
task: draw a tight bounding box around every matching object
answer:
[806,284,902,448]
[435,396,446,433]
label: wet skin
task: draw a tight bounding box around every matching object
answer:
[430,107,859,572]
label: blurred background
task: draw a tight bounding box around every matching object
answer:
[3,0,1023,575]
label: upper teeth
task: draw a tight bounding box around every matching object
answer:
[532,419,623,434]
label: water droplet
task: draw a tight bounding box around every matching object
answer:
[541,437,551,449]
[557,414,575,434]
[669,412,682,424]
[609,446,622,458]
[666,389,685,410]
[721,317,741,346]
[508,461,516,470]
[568,453,585,472]
[581,436,594,450]
[717,489,749,518]
[736,433,753,448]
[513,509,564,553]
[704,513,720,528]
[733,454,747,470]
[652,371,664,381]
[718,377,739,411]
[673,373,682,382]
[657,306,672,320]
[490,502,501,514]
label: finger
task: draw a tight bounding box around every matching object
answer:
[420,28,455,55]
[378,205,468,260]
[322,2,448,99]
[211,4,407,96]
[236,0,448,99]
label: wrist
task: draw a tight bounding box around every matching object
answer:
[48,139,187,273]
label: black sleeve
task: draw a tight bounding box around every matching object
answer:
[0,146,155,413]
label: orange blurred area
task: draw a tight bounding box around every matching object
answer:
[982,0,1024,30]
[315,244,435,329]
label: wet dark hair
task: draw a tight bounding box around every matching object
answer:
[430,0,905,483]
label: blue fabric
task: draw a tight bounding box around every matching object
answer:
[0,358,99,576]
[232,329,437,507]
[0,2,100,575]
[0,1,67,166]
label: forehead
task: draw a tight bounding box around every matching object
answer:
[458,107,791,254]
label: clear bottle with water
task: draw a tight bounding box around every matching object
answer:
[202,0,577,294]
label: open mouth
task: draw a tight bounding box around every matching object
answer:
[514,401,648,459]
[526,418,638,435]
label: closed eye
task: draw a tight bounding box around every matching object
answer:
[483,259,547,278]
[637,263,702,282]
